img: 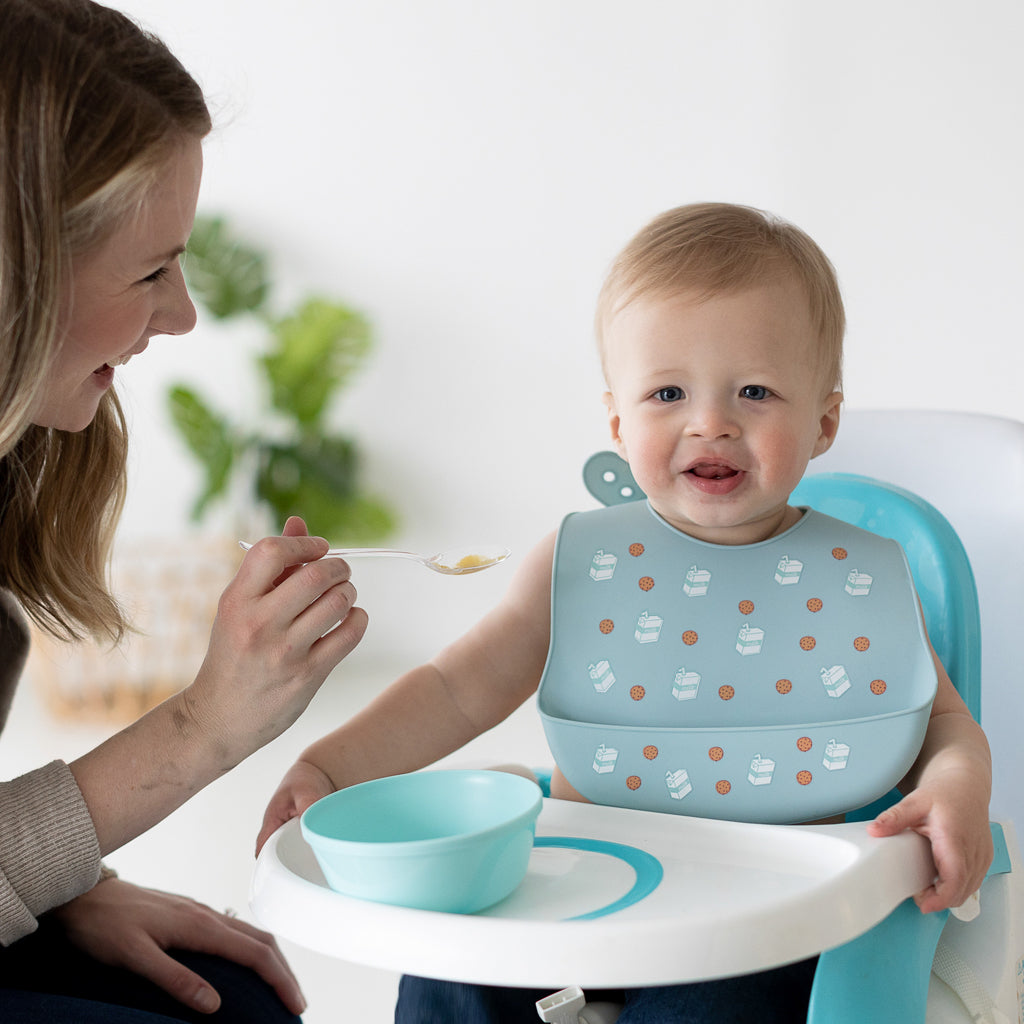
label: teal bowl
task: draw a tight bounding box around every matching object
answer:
[300,770,543,914]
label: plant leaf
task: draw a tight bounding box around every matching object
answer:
[254,435,395,542]
[183,215,269,320]
[261,298,371,427]
[166,385,236,518]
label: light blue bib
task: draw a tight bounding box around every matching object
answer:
[537,502,937,824]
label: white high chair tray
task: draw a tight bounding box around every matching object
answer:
[251,798,935,988]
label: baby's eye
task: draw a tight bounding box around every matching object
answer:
[740,385,770,401]
[654,386,684,403]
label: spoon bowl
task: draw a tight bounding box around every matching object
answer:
[239,541,510,575]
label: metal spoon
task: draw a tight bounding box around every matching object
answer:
[238,541,510,575]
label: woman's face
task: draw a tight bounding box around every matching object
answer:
[33,135,203,432]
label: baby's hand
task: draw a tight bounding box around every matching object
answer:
[256,760,336,856]
[866,777,993,914]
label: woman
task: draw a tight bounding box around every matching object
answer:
[0,1,367,1019]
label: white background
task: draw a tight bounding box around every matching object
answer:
[6,2,1023,1020]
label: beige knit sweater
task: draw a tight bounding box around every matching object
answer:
[0,591,102,946]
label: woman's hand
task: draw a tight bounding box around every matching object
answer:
[256,759,336,856]
[188,515,369,762]
[51,878,305,1016]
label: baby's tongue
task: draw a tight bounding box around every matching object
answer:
[693,463,735,480]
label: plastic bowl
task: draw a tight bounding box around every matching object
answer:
[300,769,543,914]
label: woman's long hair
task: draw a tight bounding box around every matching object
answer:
[0,0,211,641]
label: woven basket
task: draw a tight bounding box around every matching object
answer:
[29,537,241,724]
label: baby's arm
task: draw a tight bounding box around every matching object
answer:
[256,533,556,853]
[866,645,993,913]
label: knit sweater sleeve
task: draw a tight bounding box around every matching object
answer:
[0,760,102,945]
[0,591,102,945]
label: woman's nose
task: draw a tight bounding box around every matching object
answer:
[152,260,197,337]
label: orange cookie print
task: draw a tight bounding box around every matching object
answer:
[639,576,655,591]
[715,780,732,795]
[776,678,793,695]
[643,745,659,760]
[738,599,755,615]
[599,618,614,634]
[718,685,735,701]
[807,597,823,613]
[796,736,813,752]
[832,547,848,560]
[709,746,725,762]
[853,636,871,651]
[870,679,888,695]
[630,684,646,701]
[682,630,699,646]
[797,770,813,785]
[799,635,816,651]
[629,543,645,557]
[626,775,642,790]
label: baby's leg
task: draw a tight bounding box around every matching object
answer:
[616,957,818,1023]
[395,976,554,1023]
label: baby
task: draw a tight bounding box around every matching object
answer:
[259,203,993,1023]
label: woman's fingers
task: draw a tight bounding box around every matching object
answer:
[149,908,307,1016]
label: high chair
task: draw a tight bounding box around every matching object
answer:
[251,410,1024,1024]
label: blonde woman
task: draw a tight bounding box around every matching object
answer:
[0,1,367,1019]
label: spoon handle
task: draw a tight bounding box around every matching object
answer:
[238,541,421,563]
[322,548,421,561]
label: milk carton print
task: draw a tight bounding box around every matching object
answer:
[823,738,850,771]
[666,769,693,800]
[844,569,873,596]
[635,610,663,644]
[590,550,617,582]
[589,661,615,693]
[672,667,701,701]
[683,565,711,597]
[593,744,619,775]
[821,665,851,698]
[748,753,775,786]
[774,555,803,585]
[736,623,765,656]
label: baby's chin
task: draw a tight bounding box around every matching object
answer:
[649,500,798,546]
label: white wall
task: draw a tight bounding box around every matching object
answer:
[112,0,1023,668]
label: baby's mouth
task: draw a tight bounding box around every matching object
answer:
[686,461,739,480]
[684,459,745,494]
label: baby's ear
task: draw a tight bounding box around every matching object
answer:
[603,391,628,459]
[813,391,844,458]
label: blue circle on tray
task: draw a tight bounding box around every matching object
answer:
[533,836,663,920]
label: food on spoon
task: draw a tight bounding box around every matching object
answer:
[433,551,507,574]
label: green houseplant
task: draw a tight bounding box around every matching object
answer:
[167,215,396,543]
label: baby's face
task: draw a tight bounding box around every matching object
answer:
[602,278,842,545]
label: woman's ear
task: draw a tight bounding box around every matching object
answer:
[812,391,844,459]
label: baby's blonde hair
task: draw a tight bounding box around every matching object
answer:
[596,202,845,391]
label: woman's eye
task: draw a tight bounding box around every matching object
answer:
[141,265,170,284]
[655,386,684,403]
[740,385,770,401]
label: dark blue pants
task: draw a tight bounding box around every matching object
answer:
[0,917,301,1023]
[396,957,818,1023]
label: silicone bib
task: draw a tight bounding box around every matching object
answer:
[537,502,937,823]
